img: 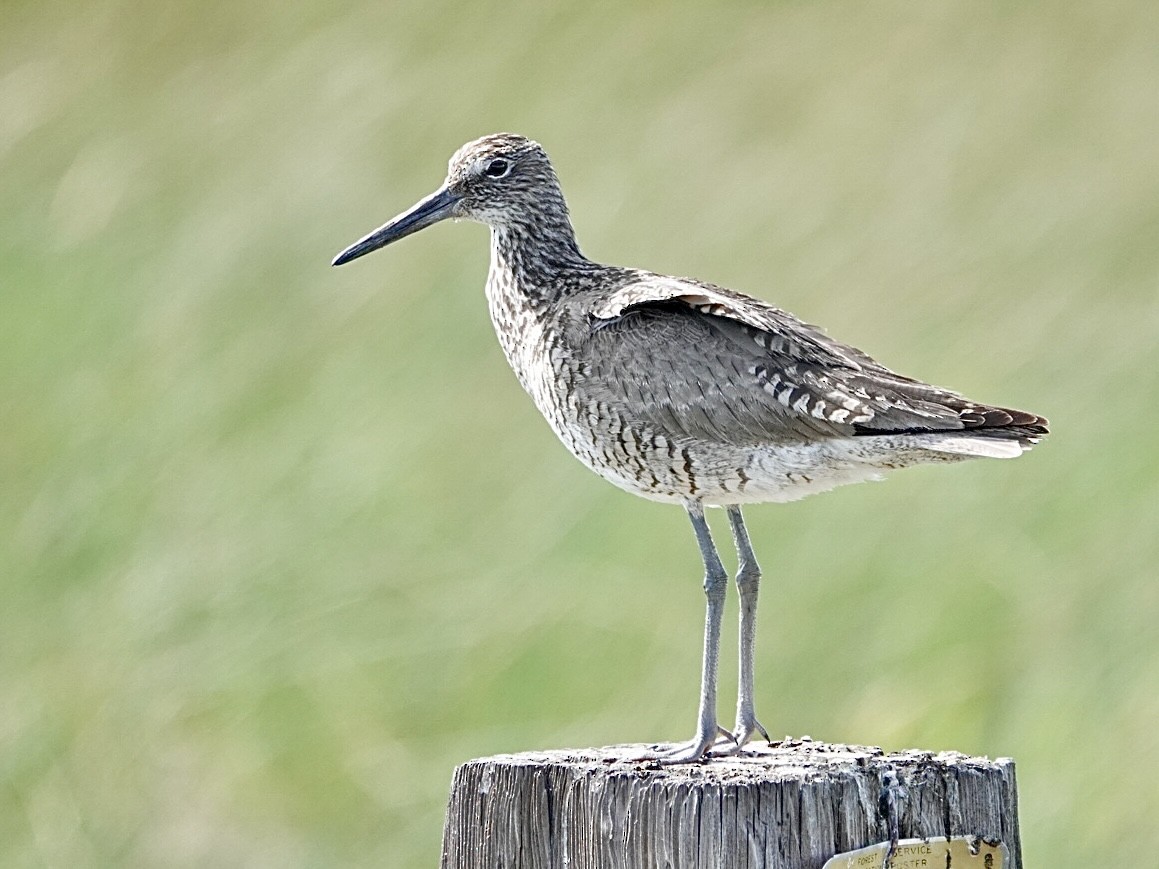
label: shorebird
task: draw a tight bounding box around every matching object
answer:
[332,134,1048,762]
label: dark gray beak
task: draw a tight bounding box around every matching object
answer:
[332,186,461,266]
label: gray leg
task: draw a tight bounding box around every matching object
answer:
[726,506,770,748]
[659,503,731,763]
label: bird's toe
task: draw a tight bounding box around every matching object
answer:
[728,715,771,751]
[643,726,735,764]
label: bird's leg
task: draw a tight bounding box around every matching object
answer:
[724,505,770,750]
[655,504,732,763]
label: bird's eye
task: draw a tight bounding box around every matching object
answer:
[483,158,511,178]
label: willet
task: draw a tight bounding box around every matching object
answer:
[333,133,1048,762]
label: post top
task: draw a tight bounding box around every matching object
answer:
[467,737,1013,785]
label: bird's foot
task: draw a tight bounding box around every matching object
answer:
[713,714,771,756]
[640,726,735,764]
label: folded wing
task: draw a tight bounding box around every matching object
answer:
[581,276,1048,447]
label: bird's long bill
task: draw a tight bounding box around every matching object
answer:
[331,186,460,266]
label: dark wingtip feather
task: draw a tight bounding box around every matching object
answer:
[959,405,1048,434]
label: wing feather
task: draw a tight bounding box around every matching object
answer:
[581,275,1048,445]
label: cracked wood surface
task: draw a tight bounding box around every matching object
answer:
[439,739,1021,869]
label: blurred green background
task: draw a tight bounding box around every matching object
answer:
[2,0,1157,865]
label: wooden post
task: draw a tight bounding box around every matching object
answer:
[440,738,1021,869]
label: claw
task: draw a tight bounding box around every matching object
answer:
[741,723,769,750]
[716,725,738,745]
[720,716,771,754]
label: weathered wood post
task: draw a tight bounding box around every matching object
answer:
[440,739,1021,869]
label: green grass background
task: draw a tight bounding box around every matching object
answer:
[3,0,1157,865]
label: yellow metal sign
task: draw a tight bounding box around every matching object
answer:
[823,836,1007,869]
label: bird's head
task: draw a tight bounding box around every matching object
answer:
[332,133,569,266]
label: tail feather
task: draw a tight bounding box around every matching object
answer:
[925,420,1048,459]
[927,437,1027,459]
